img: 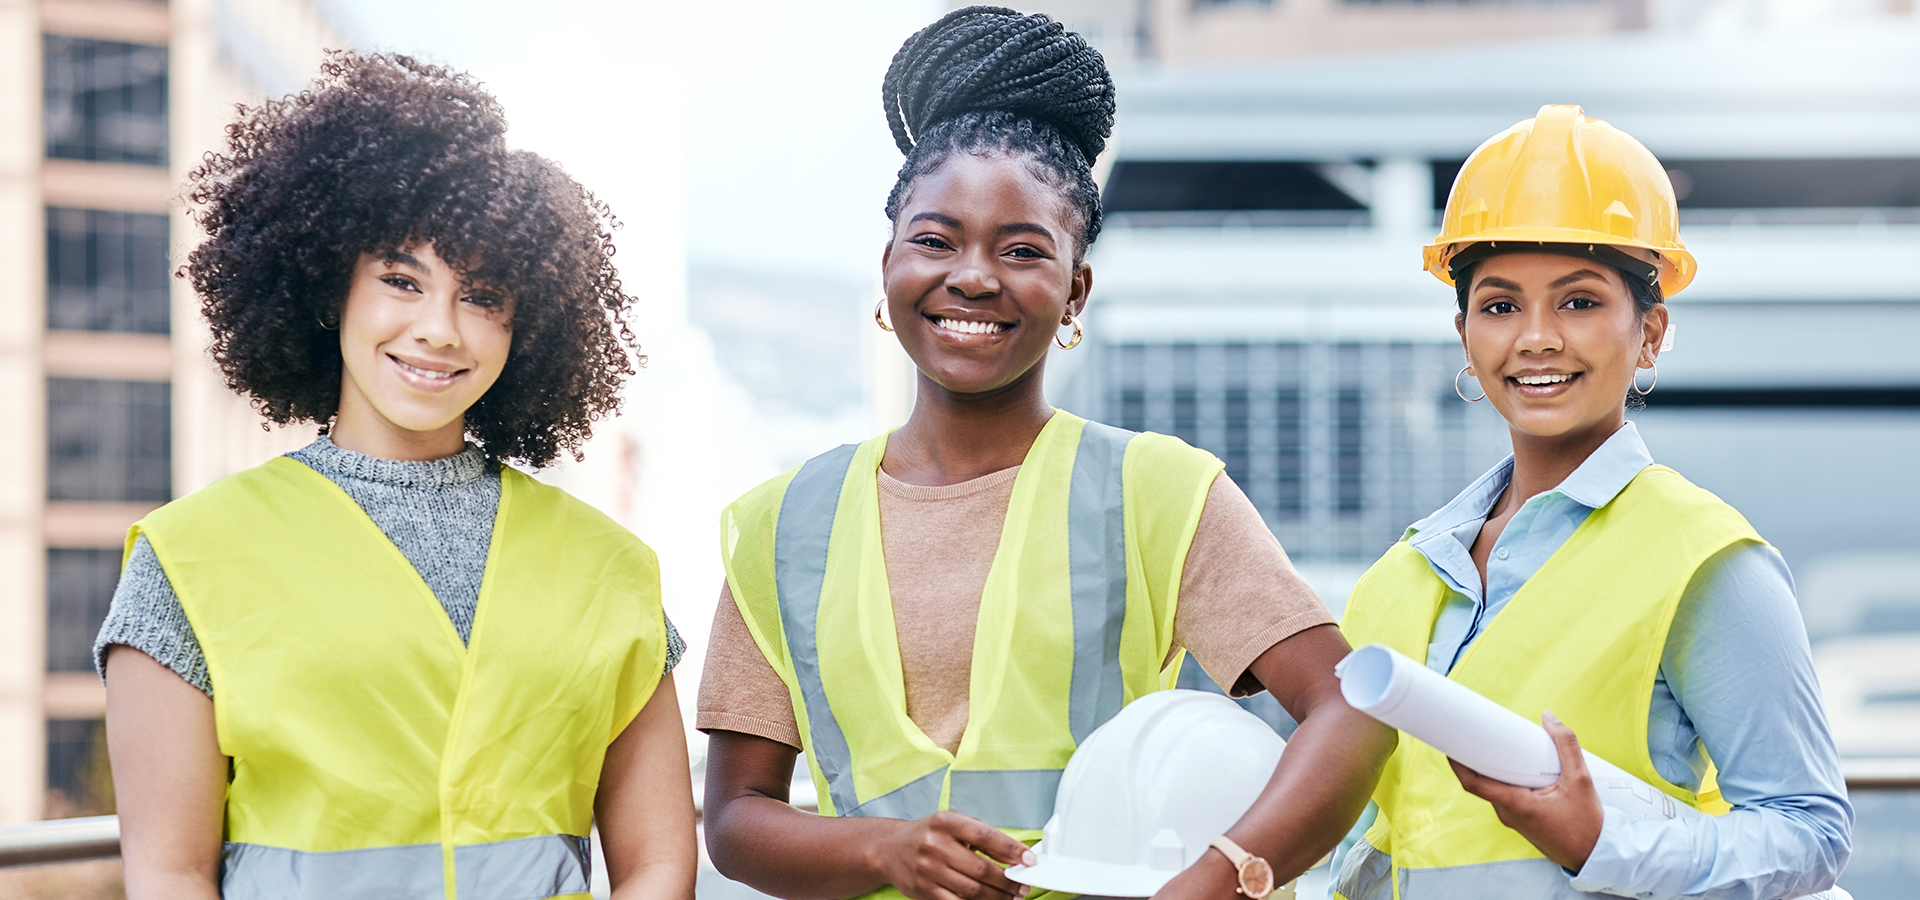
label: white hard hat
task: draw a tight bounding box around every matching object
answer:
[1004,689,1285,897]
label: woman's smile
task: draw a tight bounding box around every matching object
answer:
[1506,369,1582,400]
[927,314,1015,345]
[386,351,472,393]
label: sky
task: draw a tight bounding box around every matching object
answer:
[329,0,943,281]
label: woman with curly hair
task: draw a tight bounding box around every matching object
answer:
[697,9,1394,900]
[95,53,695,900]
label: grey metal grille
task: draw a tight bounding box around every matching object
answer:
[1093,340,1509,562]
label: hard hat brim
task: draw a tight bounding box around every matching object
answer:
[1423,233,1697,296]
[1005,849,1177,898]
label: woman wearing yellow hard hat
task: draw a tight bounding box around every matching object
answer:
[1334,105,1852,899]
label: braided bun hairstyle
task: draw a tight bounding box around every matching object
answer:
[882,6,1115,262]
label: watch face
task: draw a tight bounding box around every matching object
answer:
[1240,857,1275,898]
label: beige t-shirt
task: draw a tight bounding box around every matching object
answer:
[696,467,1335,753]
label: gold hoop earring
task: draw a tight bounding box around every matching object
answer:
[1454,365,1486,402]
[317,314,338,331]
[874,299,894,333]
[1055,314,1083,350]
[1633,363,1658,396]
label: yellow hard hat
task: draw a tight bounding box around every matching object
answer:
[1424,104,1697,297]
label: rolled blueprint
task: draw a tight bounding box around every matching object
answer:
[1336,643,1697,824]
[1336,644,1855,899]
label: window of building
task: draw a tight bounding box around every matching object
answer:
[46,549,120,674]
[44,35,169,166]
[1094,339,1508,562]
[1104,161,1371,227]
[46,718,112,817]
[47,207,171,334]
[47,378,171,503]
[1433,157,1920,220]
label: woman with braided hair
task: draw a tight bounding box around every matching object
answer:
[698,9,1394,900]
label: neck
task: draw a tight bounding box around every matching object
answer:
[1500,411,1625,512]
[330,381,469,462]
[884,363,1056,486]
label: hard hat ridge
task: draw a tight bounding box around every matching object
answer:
[1004,690,1286,897]
[1426,104,1698,296]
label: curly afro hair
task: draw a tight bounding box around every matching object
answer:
[183,51,639,467]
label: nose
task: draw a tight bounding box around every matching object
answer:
[412,292,462,349]
[945,246,1000,299]
[1515,302,1564,356]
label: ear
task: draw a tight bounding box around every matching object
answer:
[1455,311,1469,361]
[1067,262,1093,319]
[1641,304,1670,367]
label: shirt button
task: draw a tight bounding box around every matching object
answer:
[1495,547,1511,560]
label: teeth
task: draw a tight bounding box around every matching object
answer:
[1515,373,1574,385]
[396,359,459,380]
[935,317,1006,335]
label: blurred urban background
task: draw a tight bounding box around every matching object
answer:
[0,0,1914,897]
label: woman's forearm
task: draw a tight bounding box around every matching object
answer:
[597,676,697,900]
[105,646,227,900]
[705,790,906,900]
[703,731,899,900]
[1235,625,1397,880]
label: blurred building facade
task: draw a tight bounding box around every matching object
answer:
[0,0,343,825]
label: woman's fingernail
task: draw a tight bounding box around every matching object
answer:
[1023,850,1039,867]
[1544,710,1561,725]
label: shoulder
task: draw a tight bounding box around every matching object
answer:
[1614,464,1764,543]
[499,467,656,565]
[140,456,321,533]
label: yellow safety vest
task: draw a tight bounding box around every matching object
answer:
[722,411,1221,900]
[1333,465,1757,900]
[130,456,667,900]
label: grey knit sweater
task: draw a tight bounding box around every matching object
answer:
[93,435,683,695]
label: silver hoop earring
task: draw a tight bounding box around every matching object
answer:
[1055,314,1083,350]
[1454,365,1486,402]
[1633,363,1658,396]
[874,299,894,333]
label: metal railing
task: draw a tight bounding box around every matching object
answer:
[5,760,1919,870]
[0,814,118,868]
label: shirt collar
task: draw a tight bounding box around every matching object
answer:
[1556,421,1653,509]
[1405,421,1653,541]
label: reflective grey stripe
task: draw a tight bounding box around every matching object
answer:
[222,841,442,900]
[221,834,590,899]
[847,766,947,819]
[775,443,863,816]
[455,834,591,899]
[1400,857,1610,899]
[1331,836,1392,900]
[949,769,1065,830]
[1067,422,1133,743]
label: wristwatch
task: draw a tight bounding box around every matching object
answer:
[1209,836,1275,898]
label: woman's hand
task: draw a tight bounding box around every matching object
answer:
[105,646,227,900]
[871,811,1034,900]
[1449,711,1605,873]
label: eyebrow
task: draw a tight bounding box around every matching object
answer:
[998,222,1054,242]
[1474,276,1523,292]
[908,212,962,229]
[386,250,431,275]
[1549,269,1607,290]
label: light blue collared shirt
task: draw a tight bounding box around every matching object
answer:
[1396,422,1851,900]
